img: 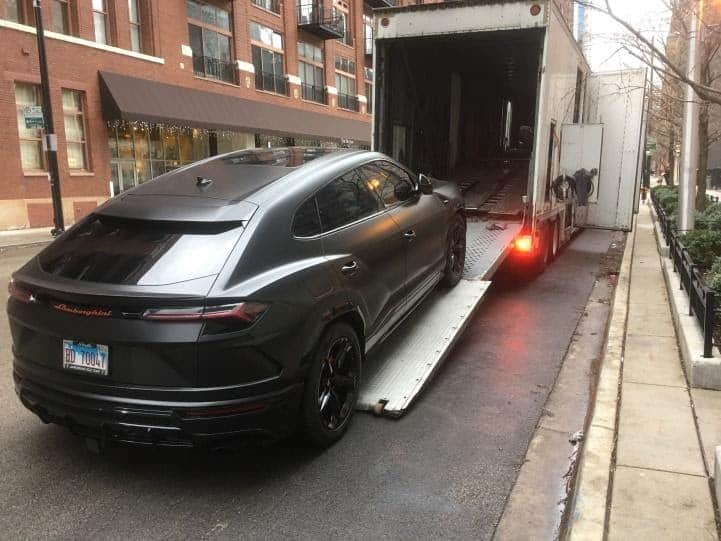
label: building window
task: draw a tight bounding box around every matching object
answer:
[334,6,351,46]
[298,41,325,104]
[364,67,373,114]
[128,0,142,52]
[5,0,34,25]
[108,124,210,194]
[336,74,357,111]
[365,82,372,114]
[15,82,45,172]
[92,0,109,44]
[50,0,71,34]
[187,0,235,83]
[335,56,357,111]
[251,0,280,14]
[250,22,286,95]
[62,90,89,171]
[364,14,372,55]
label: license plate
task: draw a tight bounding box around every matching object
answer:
[62,340,109,376]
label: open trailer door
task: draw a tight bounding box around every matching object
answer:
[581,69,647,231]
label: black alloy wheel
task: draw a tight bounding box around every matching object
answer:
[442,214,466,287]
[301,322,361,446]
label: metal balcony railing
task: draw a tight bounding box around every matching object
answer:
[297,3,344,39]
[337,92,359,112]
[193,55,236,84]
[301,83,327,104]
[255,71,288,95]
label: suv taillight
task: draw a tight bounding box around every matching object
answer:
[142,302,268,324]
[8,280,33,304]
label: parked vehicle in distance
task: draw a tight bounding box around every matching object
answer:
[7,147,465,448]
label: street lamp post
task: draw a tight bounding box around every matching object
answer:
[679,0,704,232]
[33,0,64,235]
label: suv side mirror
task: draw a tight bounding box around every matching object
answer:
[418,174,433,195]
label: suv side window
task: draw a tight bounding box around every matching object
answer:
[316,169,383,232]
[375,161,416,206]
[292,197,321,237]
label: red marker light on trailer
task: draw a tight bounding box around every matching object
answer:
[514,235,533,253]
[381,17,390,27]
[530,4,541,16]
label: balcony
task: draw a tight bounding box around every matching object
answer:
[192,55,236,84]
[364,0,396,8]
[297,4,345,40]
[255,71,289,95]
[301,83,327,104]
[337,93,359,112]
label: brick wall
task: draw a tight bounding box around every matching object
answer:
[0,0,374,229]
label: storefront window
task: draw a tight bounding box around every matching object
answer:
[108,123,214,194]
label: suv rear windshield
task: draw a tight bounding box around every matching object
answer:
[39,216,242,286]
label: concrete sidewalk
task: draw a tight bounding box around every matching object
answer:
[606,203,718,539]
[0,227,53,250]
[568,202,721,540]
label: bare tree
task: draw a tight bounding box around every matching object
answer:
[579,0,721,208]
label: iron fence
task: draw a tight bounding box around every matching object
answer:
[651,189,716,357]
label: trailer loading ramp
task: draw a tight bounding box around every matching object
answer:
[357,220,522,416]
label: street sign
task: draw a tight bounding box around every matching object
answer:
[23,105,44,129]
[646,142,657,151]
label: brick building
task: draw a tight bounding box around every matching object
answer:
[0,0,382,230]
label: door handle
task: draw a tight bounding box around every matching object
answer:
[404,229,416,240]
[341,261,358,274]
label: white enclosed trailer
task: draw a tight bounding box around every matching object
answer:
[358,0,646,416]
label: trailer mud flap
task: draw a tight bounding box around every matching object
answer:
[357,279,491,417]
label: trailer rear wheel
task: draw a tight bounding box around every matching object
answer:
[550,220,560,261]
[441,214,466,288]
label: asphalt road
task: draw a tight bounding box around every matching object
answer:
[0,229,616,540]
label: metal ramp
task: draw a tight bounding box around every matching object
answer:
[356,221,520,417]
[463,220,523,280]
[357,279,491,416]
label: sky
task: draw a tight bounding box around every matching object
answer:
[583,0,672,72]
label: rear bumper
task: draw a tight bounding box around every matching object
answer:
[13,364,304,448]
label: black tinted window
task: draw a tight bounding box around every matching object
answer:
[374,162,415,205]
[316,170,382,231]
[293,198,321,237]
[39,216,242,285]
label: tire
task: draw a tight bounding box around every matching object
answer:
[300,322,362,447]
[441,214,466,288]
[534,224,549,275]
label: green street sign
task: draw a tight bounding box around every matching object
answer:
[23,105,44,129]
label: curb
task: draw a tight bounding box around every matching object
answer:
[648,203,721,391]
[0,240,52,251]
[564,217,635,540]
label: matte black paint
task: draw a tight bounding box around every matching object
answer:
[7,148,463,445]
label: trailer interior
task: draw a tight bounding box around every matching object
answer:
[375,28,544,219]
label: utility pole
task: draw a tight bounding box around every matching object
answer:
[679,0,703,232]
[33,0,64,235]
